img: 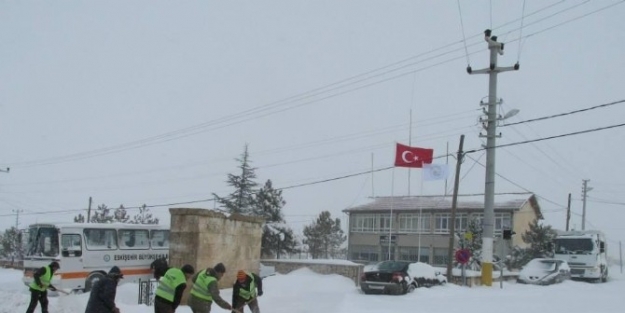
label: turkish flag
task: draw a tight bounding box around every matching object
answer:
[394,143,433,168]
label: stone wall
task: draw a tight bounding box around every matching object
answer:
[169,208,264,302]
[260,260,364,286]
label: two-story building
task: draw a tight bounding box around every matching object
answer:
[342,193,542,266]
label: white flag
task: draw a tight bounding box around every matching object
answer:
[422,163,449,181]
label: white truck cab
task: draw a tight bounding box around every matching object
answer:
[553,230,608,282]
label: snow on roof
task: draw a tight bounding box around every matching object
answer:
[343,193,538,214]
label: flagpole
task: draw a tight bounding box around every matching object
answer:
[445,141,449,196]
[418,173,424,262]
[408,109,413,196]
[371,153,375,198]
[389,167,395,260]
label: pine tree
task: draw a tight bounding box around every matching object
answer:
[113,205,130,223]
[213,145,258,215]
[0,227,24,260]
[505,220,557,269]
[130,204,160,224]
[91,204,114,223]
[303,211,346,259]
[457,217,483,269]
[73,213,86,223]
[254,180,297,257]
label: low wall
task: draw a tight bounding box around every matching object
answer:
[261,259,364,286]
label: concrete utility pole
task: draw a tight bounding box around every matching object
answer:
[446,135,465,281]
[87,196,93,223]
[468,29,519,286]
[581,179,591,230]
[566,193,572,231]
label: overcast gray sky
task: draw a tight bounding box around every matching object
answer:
[1,0,624,256]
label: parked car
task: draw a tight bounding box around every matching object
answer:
[517,258,571,285]
[407,262,447,288]
[360,261,416,295]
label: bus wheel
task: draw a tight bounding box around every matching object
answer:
[84,272,105,292]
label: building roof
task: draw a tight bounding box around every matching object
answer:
[343,193,542,218]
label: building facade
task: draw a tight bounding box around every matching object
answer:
[343,194,542,266]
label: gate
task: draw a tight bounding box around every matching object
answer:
[138,278,159,306]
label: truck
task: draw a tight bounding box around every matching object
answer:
[553,230,608,282]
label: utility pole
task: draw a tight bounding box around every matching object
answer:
[87,196,93,223]
[12,209,23,229]
[12,209,23,262]
[468,29,519,286]
[566,193,571,231]
[446,135,465,281]
[581,179,591,230]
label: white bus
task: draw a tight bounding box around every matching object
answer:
[553,230,608,282]
[22,222,169,292]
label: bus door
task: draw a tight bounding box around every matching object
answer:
[60,234,84,275]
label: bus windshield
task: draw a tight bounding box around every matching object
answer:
[554,238,594,255]
[26,226,60,258]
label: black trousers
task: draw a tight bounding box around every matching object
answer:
[25,288,48,313]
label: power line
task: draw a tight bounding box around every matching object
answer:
[466,122,625,153]
[2,1,615,169]
[502,99,625,127]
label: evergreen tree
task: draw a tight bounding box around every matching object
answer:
[213,145,258,215]
[522,220,557,258]
[130,204,160,224]
[505,220,557,269]
[91,204,114,223]
[0,227,24,260]
[457,217,483,269]
[254,180,297,257]
[303,211,346,259]
[73,213,86,223]
[113,205,130,223]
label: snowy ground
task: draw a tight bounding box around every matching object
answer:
[1,266,623,313]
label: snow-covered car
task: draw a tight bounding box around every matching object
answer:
[360,261,416,295]
[407,262,447,288]
[517,258,571,285]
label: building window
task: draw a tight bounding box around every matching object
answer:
[454,213,468,232]
[378,214,392,232]
[433,248,449,266]
[495,213,512,234]
[350,245,379,262]
[351,214,394,233]
[398,247,429,263]
[352,214,377,232]
[434,214,450,234]
[398,213,430,233]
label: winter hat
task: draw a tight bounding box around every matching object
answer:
[49,261,60,270]
[181,264,195,275]
[214,263,226,274]
[108,266,124,278]
[237,270,247,280]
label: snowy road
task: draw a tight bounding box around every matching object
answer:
[1,266,624,313]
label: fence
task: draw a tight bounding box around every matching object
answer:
[138,278,159,306]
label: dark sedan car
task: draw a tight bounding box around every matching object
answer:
[360,261,416,295]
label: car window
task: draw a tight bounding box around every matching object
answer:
[376,261,408,271]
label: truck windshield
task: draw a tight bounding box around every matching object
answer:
[26,226,60,258]
[554,238,594,255]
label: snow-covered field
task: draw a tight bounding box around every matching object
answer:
[1,266,623,313]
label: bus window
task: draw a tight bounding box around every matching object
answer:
[118,229,150,250]
[150,230,169,249]
[84,229,118,250]
[61,234,82,257]
[26,227,59,257]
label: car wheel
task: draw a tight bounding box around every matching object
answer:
[400,281,409,295]
[601,268,608,283]
[407,283,416,293]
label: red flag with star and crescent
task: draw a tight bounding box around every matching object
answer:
[394,143,433,168]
